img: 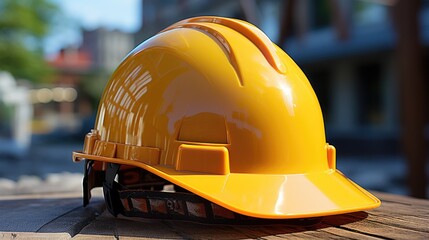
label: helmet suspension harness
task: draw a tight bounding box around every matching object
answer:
[84,159,321,225]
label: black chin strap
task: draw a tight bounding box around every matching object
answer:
[85,161,321,225]
[83,160,104,207]
[103,162,123,216]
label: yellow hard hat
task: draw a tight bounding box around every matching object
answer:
[73,16,380,222]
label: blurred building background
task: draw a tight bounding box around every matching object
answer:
[0,0,427,198]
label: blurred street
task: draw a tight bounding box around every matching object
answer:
[0,139,82,180]
[0,138,84,195]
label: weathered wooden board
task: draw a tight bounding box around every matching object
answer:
[0,192,428,239]
[0,193,104,239]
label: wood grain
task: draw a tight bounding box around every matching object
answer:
[0,192,427,239]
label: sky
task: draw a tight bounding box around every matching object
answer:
[45,0,141,56]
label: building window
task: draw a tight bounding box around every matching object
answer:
[310,1,331,30]
[304,67,332,124]
[357,62,383,127]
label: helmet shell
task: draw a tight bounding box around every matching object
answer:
[74,16,380,219]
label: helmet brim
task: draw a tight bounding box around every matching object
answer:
[73,151,380,219]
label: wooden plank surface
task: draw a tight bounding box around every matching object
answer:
[0,193,105,239]
[0,192,427,239]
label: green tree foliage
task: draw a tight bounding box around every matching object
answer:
[0,0,59,83]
